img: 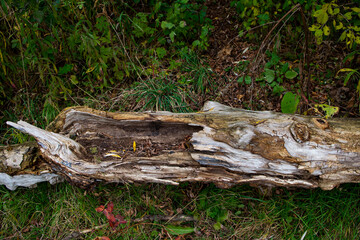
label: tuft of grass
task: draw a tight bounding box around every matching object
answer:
[124,76,193,113]
[1,182,359,239]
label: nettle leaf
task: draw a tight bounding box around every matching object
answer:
[166,225,195,235]
[281,92,300,114]
[323,25,330,36]
[264,68,275,83]
[285,70,298,79]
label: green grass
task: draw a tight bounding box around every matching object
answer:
[1,182,359,239]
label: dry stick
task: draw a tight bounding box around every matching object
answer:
[299,5,310,99]
[246,4,301,109]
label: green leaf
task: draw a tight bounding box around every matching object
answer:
[344,12,352,20]
[213,222,222,230]
[179,21,186,28]
[314,9,328,24]
[339,31,347,41]
[192,40,200,47]
[323,25,330,36]
[285,70,298,79]
[161,21,175,29]
[238,76,252,85]
[264,68,275,83]
[273,85,286,95]
[315,104,339,118]
[58,64,73,75]
[169,31,176,42]
[352,7,360,13]
[156,47,167,59]
[166,225,195,235]
[281,92,300,114]
[70,75,78,84]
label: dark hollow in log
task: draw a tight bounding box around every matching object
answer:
[5,101,360,190]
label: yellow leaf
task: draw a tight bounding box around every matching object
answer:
[323,25,330,36]
[133,141,136,152]
[86,66,95,73]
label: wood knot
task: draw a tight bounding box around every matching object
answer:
[312,118,329,130]
[289,122,310,143]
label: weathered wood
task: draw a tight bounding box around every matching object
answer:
[4,101,360,190]
[0,142,63,190]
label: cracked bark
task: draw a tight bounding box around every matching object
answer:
[2,101,360,190]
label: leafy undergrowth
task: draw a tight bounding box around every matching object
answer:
[1,182,359,239]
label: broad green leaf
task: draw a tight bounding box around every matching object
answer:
[166,225,195,235]
[314,9,328,24]
[264,68,275,83]
[315,104,339,118]
[323,25,330,36]
[333,8,340,14]
[285,70,298,79]
[352,7,360,13]
[281,92,300,114]
[237,76,252,85]
[344,12,352,20]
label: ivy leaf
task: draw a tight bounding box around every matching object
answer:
[285,70,298,79]
[281,92,300,114]
[166,225,195,235]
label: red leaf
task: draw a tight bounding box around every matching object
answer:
[96,202,127,230]
[106,202,114,213]
[95,205,105,212]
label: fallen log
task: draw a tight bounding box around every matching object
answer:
[4,101,360,190]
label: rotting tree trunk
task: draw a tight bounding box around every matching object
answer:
[3,101,360,190]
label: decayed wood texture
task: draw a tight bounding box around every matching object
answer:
[5,101,360,190]
[0,142,63,190]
